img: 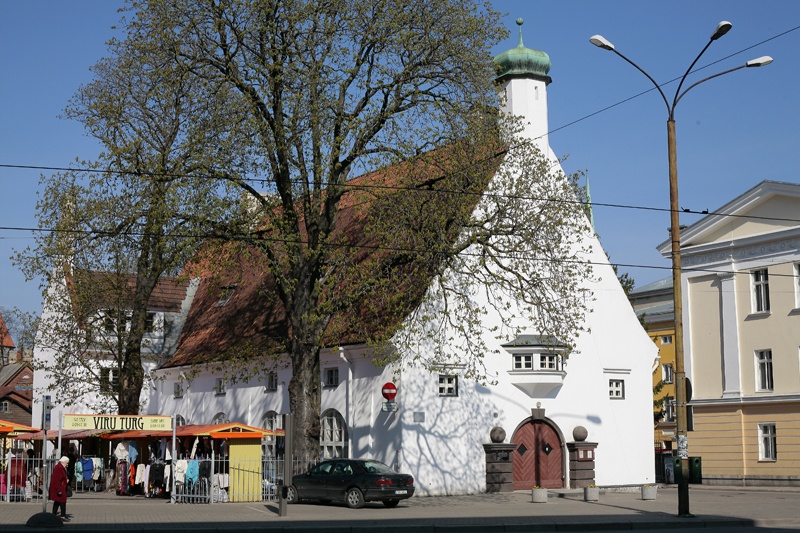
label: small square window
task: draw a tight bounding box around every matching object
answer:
[438,375,458,397]
[660,335,673,345]
[324,368,339,388]
[173,383,183,398]
[214,378,227,395]
[513,354,532,370]
[609,379,625,399]
[759,423,777,461]
[539,353,561,370]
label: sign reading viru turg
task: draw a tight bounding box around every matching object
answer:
[64,414,172,431]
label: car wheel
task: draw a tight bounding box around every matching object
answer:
[345,487,365,509]
[285,485,298,504]
[383,499,400,508]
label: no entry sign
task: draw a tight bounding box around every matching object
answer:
[381,382,398,401]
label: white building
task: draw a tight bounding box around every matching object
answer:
[31,271,196,428]
[147,22,657,496]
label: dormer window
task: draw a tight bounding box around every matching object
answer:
[503,335,569,399]
[215,284,237,307]
[512,352,562,371]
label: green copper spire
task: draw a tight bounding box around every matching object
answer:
[494,18,552,82]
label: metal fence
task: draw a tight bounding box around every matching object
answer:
[1,456,55,503]
[1,454,317,505]
[174,455,317,504]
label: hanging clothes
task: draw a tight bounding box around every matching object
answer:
[114,442,129,461]
[81,458,94,482]
[186,460,199,485]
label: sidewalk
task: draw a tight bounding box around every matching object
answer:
[1,485,799,532]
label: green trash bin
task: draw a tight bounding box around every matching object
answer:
[672,457,702,484]
[689,456,702,484]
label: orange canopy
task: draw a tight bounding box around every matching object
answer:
[103,422,284,440]
[0,418,39,436]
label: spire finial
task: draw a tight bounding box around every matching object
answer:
[516,18,524,48]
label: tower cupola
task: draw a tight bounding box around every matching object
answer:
[494,18,552,84]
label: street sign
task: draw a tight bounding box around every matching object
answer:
[42,395,52,430]
[381,382,397,401]
[382,401,398,412]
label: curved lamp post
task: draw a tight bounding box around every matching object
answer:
[590,22,771,517]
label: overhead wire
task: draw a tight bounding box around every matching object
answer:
[1,25,799,282]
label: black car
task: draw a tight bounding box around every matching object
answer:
[286,459,415,508]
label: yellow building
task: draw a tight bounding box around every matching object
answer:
[658,181,800,487]
[628,278,677,466]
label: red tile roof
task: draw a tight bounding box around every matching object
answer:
[163,142,504,368]
[67,270,190,313]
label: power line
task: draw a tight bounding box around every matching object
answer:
[1,162,799,226]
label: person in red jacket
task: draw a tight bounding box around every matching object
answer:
[49,456,70,521]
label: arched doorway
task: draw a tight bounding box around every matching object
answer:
[511,419,564,489]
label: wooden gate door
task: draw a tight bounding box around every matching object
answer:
[511,420,563,489]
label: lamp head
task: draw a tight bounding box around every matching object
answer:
[589,35,614,51]
[746,56,773,67]
[710,21,732,41]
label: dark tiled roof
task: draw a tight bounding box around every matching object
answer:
[164,143,504,369]
[69,271,191,313]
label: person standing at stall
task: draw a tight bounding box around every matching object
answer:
[49,456,70,522]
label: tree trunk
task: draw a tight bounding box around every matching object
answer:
[287,343,321,463]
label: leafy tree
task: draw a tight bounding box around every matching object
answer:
[14,21,246,414]
[0,306,38,363]
[112,0,594,458]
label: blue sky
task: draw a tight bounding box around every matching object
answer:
[1,1,799,318]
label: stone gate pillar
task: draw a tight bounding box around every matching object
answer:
[483,426,516,493]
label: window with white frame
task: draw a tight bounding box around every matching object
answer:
[144,312,157,333]
[212,412,229,424]
[795,263,800,308]
[175,414,186,426]
[261,410,283,456]
[660,335,673,345]
[323,368,339,388]
[214,377,227,395]
[752,268,770,313]
[540,353,561,370]
[512,353,562,371]
[173,382,183,398]
[0,401,8,412]
[662,363,674,384]
[265,371,278,392]
[320,410,348,459]
[758,423,777,461]
[100,367,119,394]
[513,354,532,370]
[609,379,625,399]
[755,350,774,391]
[438,374,458,396]
[663,396,676,422]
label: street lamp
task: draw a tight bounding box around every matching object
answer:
[590,22,771,518]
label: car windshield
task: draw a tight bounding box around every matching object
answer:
[361,461,396,474]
